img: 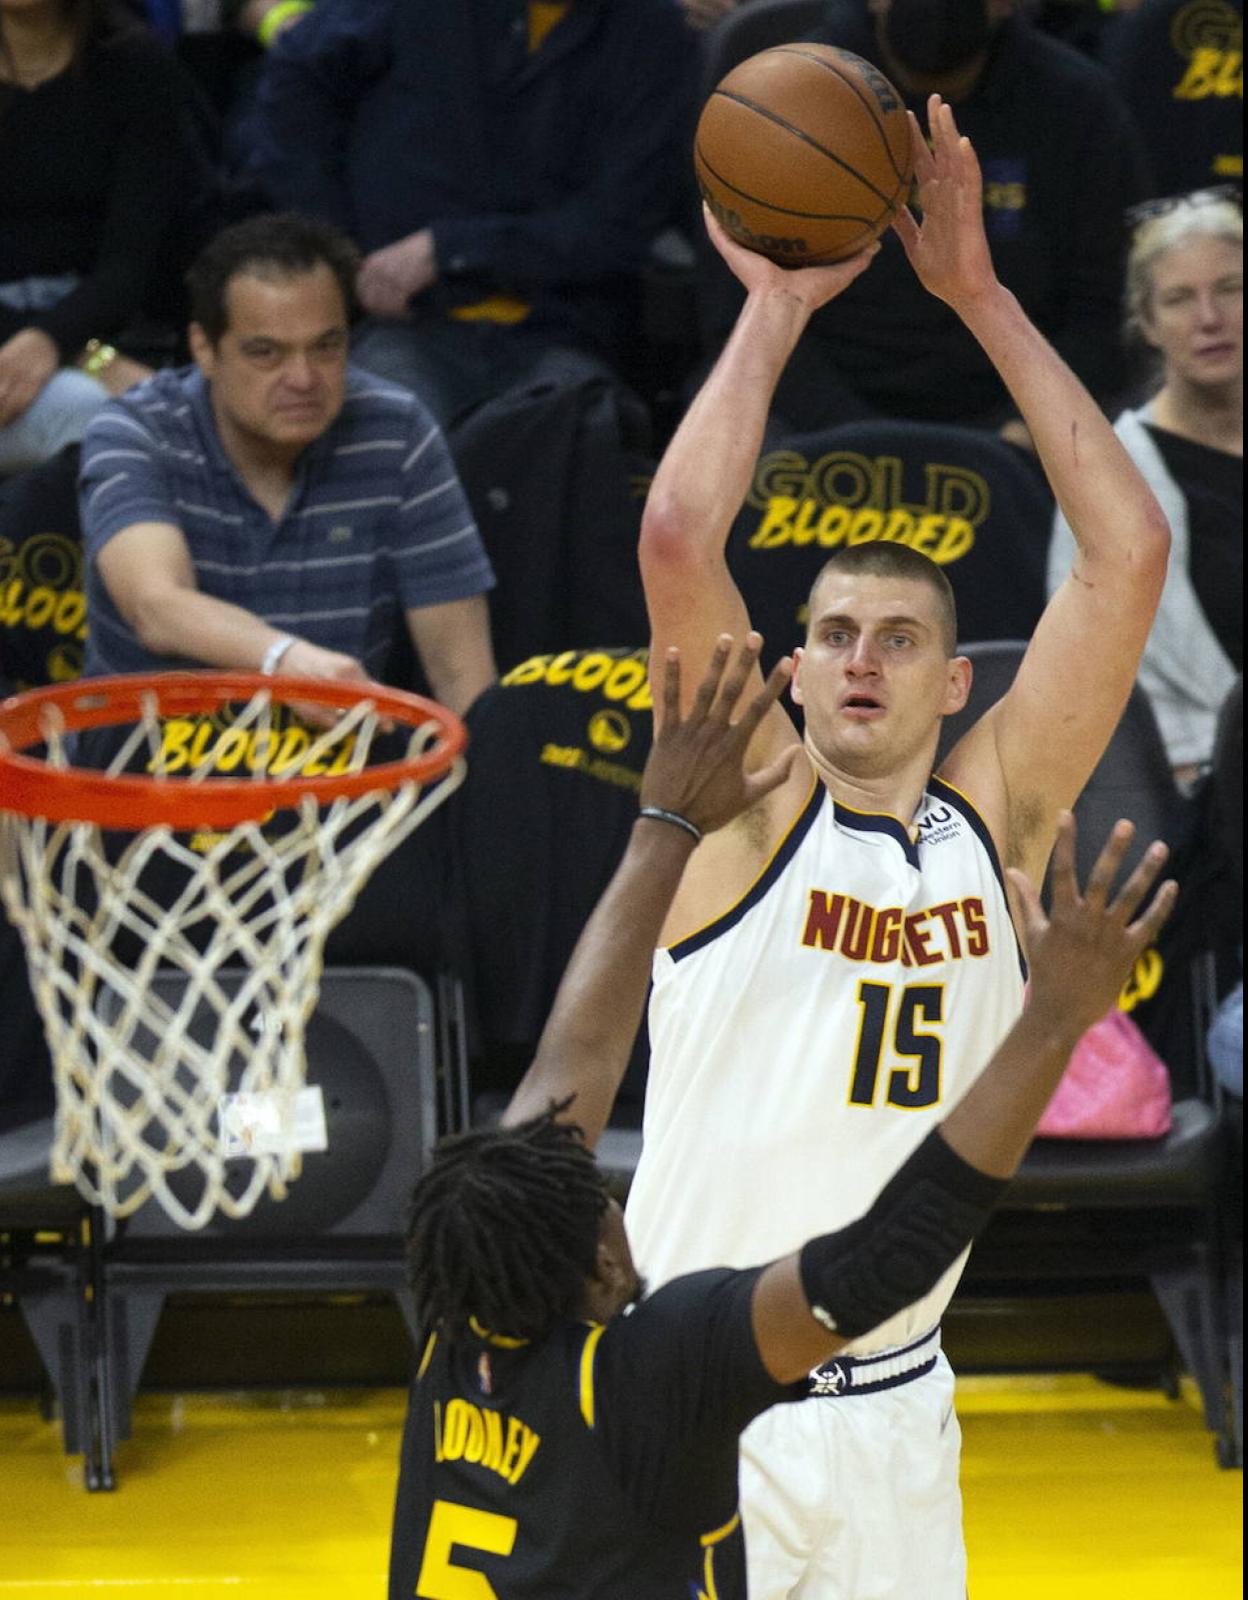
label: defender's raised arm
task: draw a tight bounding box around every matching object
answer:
[503,636,800,1146]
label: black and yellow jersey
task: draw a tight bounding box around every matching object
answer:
[388,1267,796,1598]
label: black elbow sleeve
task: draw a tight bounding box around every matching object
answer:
[798,1132,1009,1341]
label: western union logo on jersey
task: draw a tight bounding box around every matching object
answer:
[432,1399,541,1486]
[801,892,990,967]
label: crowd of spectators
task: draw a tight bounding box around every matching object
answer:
[0,0,1242,1145]
[244,0,698,425]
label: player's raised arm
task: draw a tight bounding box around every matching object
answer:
[893,98,1170,881]
[502,636,801,1146]
[750,812,1177,1382]
[639,212,877,746]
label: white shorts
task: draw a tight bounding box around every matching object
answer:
[739,1345,965,1600]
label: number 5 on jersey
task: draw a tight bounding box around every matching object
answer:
[849,982,944,1109]
[416,1500,517,1599]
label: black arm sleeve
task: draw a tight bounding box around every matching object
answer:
[799,1131,1009,1341]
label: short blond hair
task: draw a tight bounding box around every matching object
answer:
[806,544,958,657]
[1125,197,1243,343]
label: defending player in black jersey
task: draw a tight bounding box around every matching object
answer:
[388,635,1176,1600]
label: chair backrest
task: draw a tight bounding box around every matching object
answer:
[1104,0,1243,200]
[0,931,53,1139]
[935,639,1208,1087]
[447,381,654,678]
[1068,689,1186,886]
[935,639,1183,885]
[728,419,1053,672]
[0,443,85,695]
[446,647,654,1115]
[934,638,1026,754]
[699,0,828,99]
[0,445,84,1135]
[1210,676,1242,891]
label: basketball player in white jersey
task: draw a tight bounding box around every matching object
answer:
[624,100,1172,1598]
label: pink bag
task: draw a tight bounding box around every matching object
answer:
[1035,1007,1173,1140]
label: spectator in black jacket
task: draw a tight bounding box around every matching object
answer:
[696,0,1153,442]
[0,0,194,472]
[247,0,697,425]
[1104,0,1243,198]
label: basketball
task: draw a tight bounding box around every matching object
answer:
[694,44,915,266]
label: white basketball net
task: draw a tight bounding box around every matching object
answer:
[0,687,464,1229]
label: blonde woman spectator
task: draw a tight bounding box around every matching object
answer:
[1049,190,1242,786]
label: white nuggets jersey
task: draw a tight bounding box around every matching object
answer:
[626,775,1026,1355]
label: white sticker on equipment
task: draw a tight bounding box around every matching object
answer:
[219,1087,329,1158]
[291,1086,329,1153]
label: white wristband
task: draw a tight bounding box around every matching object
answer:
[260,634,296,676]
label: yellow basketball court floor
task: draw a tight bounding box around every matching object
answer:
[0,1373,1240,1598]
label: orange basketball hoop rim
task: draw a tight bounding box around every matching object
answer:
[0,672,467,829]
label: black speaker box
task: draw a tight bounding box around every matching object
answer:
[102,967,437,1240]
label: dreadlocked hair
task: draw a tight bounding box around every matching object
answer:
[406,1108,610,1344]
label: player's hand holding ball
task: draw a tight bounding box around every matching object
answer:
[695,44,913,265]
[694,44,922,302]
[892,96,1000,312]
[703,205,880,310]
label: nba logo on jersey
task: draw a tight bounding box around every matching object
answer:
[477,1353,493,1395]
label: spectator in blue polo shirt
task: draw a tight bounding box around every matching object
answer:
[78,211,496,716]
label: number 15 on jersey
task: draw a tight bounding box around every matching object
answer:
[849,981,944,1109]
